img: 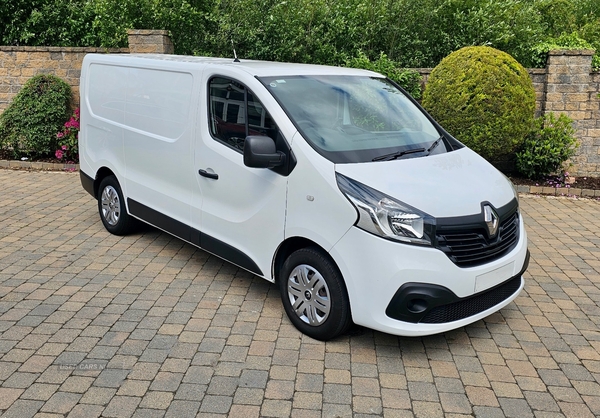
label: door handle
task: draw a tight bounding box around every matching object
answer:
[198,169,219,180]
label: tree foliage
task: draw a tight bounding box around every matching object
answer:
[1,0,599,68]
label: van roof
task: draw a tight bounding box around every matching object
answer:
[85,53,382,78]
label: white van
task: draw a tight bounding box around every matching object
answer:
[79,54,529,340]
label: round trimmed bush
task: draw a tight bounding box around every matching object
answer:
[422,46,536,163]
[0,74,72,158]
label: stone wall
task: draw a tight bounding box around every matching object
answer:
[0,46,126,114]
[127,29,174,54]
[545,50,599,176]
[0,30,173,114]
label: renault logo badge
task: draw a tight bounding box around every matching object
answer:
[484,205,499,238]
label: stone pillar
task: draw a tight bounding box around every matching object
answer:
[544,49,598,177]
[127,29,174,54]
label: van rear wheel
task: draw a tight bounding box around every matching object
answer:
[98,176,136,235]
[279,247,352,341]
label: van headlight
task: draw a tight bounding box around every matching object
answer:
[336,173,435,246]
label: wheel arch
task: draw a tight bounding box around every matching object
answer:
[93,167,117,199]
[272,237,345,285]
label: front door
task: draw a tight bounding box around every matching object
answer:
[192,73,288,279]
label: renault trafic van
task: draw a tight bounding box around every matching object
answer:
[79,54,529,340]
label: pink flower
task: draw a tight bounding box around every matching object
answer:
[57,132,64,138]
[55,150,64,159]
[62,145,67,150]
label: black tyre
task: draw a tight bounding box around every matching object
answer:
[279,247,352,341]
[97,176,136,235]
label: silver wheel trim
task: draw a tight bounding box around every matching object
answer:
[101,185,121,226]
[287,264,331,325]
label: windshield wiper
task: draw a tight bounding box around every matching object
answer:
[372,147,426,162]
[425,136,444,156]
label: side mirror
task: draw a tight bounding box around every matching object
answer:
[244,136,285,168]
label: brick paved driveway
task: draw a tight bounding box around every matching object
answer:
[0,170,599,418]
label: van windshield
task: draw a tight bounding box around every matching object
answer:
[260,75,446,163]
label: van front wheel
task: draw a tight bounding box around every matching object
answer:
[98,176,136,235]
[279,248,352,341]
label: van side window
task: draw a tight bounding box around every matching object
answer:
[209,77,278,151]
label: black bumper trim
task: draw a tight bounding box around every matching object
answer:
[386,250,529,324]
[80,171,95,198]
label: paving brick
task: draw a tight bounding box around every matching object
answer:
[79,387,117,405]
[199,395,232,414]
[117,379,151,397]
[524,390,561,412]
[207,375,238,396]
[93,368,130,388]
[323,383,352,404]
[40,392,81,414]
[102,395,142,418]
[0,399,44,418]
[408,381,439,402]
[139,391,173,409]
[498,397,534,418]
[292,392,322,410]
[173,383,206,402]
[228,404,260,418]
[60,375,95,393]
[265,379,294,399]
[352,395,383,414]
[261,399,292,417]
[239,369,268,388]
[66,403,104,418]
[295,373,323,392]
[164,400,201,418]
[324,369,351,384]
[466,386,499,407]
[0,387,24,409]
[3,371,38,388]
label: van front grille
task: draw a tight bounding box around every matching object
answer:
[436,206,520,268]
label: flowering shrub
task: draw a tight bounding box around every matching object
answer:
[55,108,80,162]
[0,74,71,158]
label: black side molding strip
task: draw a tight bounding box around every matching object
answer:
[127,198,263,276]
[128,199,195,243]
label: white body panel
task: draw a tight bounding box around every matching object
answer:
[284,132,357,251]
[80,53,529,337]
[335,147,515,218]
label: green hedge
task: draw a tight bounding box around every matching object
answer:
[422,46,536,163]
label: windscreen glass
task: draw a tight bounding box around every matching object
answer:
[260,76,445,163]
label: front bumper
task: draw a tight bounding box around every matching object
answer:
[385,250,529,323]
[329,214,529,336]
